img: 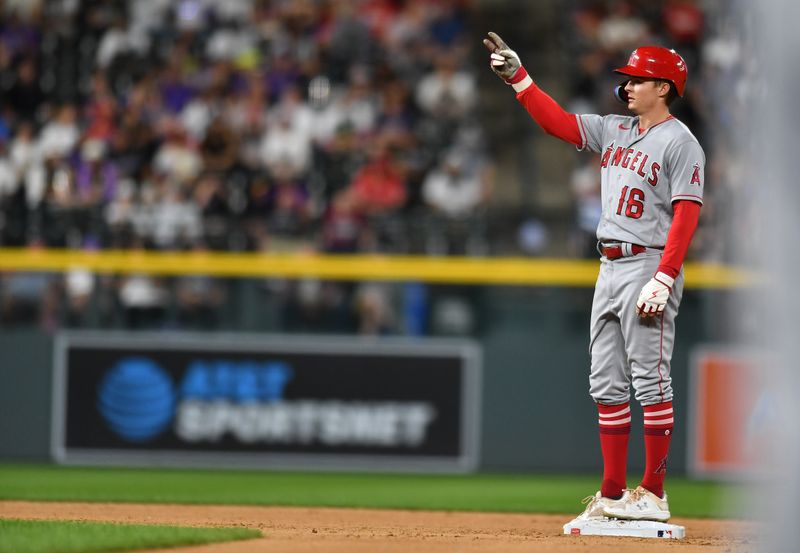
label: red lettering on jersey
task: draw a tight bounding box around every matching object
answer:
[637,154,649,177]
[630,150,643,173]
[611,146,625,166]
[600,145,613,168]
[690,163,701,185]
[621,148,634,168]
[648,162,661,186]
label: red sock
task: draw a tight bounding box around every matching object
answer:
[641,401,674,498]
[597,402,631,499]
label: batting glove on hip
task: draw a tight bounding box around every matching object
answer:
[483,32,529,87]
[636,272,674,317]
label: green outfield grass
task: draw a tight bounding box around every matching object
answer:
[0,519,260,553]
[0,464,739,519]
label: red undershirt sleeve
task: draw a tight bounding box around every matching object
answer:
[511,73,698,278]
[657,200,702,279]
[516,83,582,147]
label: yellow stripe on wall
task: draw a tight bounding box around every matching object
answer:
[0,248,754,288]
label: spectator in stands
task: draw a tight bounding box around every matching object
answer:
[348,135,408,252]
[322,0,375,83]
[153,119,203,184]
[193,172,232,249]
[75,140,119,204]
[422,148,492,255]
[321,187,369,254]
[596,1,651,55]
[109,92,158,180]
[314,121,365,201]
[37,158,77,247]
[150,179,202,250]
[415,50,476,122]
[3,56,45,124]
[260,98,313,179]
[313,67,378,146]
[383,0,435,83]
[9,124,46,242]
[349,136,407,216]
[38,104,79,161]
[180,85,216,143]
[266,161,313,250]
[159,60,196,115]
[662,0,704,61]
[73,139,119,244]
[0,140,18,202]
[95,16,132,70]
[200,116,239,175]
[9,120,38,177]
[376,79,416,150]
[63,266,96,327]
[272,84,314,139]
[224,71,268,137]
[354,282,396,335]
[423,149,491,219]
[104,178,138,247]
[84,73,118,142]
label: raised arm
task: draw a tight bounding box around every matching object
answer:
[484,32,582,147]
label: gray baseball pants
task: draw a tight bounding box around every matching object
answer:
[589,250,684,406]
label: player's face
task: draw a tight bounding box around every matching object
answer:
[623,78,668,114]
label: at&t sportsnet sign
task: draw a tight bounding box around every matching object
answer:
[52,332,481,472]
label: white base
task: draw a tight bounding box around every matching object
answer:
[563,517,685,539]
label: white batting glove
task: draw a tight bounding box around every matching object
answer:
[636,272,674,317]
[482,32,524,83]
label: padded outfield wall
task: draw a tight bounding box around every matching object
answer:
[0,280,732,475]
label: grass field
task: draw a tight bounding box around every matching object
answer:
[0,464,736,519]
[0,519,260,553]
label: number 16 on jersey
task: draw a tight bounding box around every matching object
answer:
[617,186,645,219]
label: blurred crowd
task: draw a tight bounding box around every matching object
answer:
[0,0,494,333]
[0,0,492,256]
[0,0,749,334]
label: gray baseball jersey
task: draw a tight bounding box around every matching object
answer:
[574,113,705,406]
[576,114,705,247]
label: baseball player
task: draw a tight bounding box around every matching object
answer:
[484,32,704,522]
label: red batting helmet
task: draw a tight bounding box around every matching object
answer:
[613,46,688,97]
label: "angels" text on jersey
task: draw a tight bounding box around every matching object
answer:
[600,144,661,187]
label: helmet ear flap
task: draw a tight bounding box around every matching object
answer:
[614,80,629,104]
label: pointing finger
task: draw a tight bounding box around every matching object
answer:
[487,31,508,51]
[482,38,498,53]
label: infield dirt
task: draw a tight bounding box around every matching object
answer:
[0,500,757,552]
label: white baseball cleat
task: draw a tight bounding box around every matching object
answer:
[602,486,671,522]
[576,490,630,520]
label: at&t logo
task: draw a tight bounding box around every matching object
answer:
[97,358,175,442]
